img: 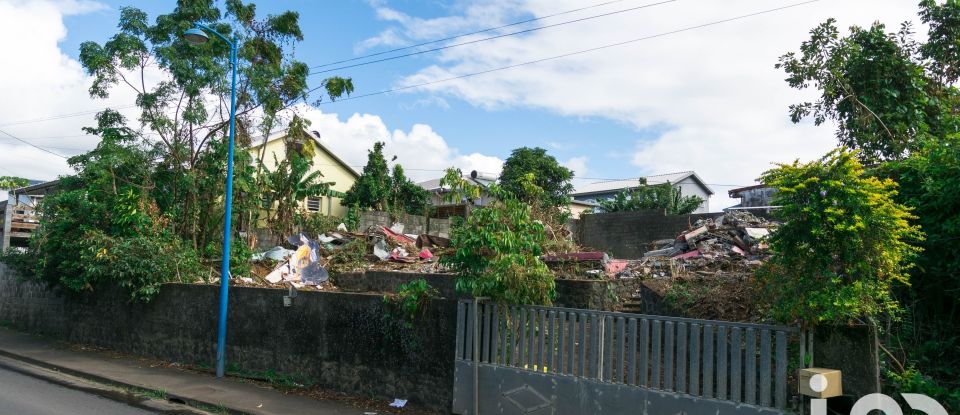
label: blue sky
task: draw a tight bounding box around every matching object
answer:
[0,0,925,209]
[55,1,650,178]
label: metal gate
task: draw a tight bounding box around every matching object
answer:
[452,299,798,415]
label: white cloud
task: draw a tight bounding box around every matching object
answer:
[293,105,503,182]
[355,27,408,53]
[0,0,137,182]
[356,0,526,51]
[382,0,923,209]
[562,155,589,178]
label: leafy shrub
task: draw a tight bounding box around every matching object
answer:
[79,231,205,302]
[386,279,440,322]
[597,178,703,215]
[886,366,960,413]
[757,149,923,324]
[443,186,556,305]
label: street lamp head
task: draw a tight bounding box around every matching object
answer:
[182,27,209,45]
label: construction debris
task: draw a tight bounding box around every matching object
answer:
[637,211,777,277]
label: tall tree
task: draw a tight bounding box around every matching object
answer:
[342,142,391,211]
[78,0,352,249]
[389,165,430,215]
[780,2,960,404]
[776,19,939,163]
[499,147,573,207]
[343,143,430,215]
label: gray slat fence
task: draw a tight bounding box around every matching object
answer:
[455,300,798,410]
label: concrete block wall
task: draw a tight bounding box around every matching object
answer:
[578,210,723,258]
[359,211,451,238]
[0,265,457,412]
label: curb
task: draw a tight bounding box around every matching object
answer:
[0,347,250,415]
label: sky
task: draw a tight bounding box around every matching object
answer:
[0,0,926,209]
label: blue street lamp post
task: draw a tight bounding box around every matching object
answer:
[183,23,238,379]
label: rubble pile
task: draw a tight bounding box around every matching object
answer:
[640,210,777,277]
[237,222,456,290]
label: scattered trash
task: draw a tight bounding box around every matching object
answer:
[389,399,407,408]
[419,248,433,260]
[337,223,348,232]
[251,246,293,262]
[373,238,391,261]
[416,234,450,249]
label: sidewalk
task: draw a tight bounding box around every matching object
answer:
[0,327,392,415]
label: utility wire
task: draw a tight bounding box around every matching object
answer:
[311,0,643,70]
[0,0,663,128]
[311,0,821,104]
[309,0,677,76]
[0,128,68,159]
[0,104,138,128]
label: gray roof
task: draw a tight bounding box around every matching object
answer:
[572,171,714,196]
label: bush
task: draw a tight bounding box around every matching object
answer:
[886,366,960,413]
[443,186,555,305]
[757,149,923,324]
[79,231,205,302]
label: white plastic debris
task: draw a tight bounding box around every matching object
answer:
[265,264,288,284]
[389,222,404,234]
[337,223,348,232]
[373,239,390,261]
[389,399,407,408]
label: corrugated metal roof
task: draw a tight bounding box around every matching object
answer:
[572,171,713,196]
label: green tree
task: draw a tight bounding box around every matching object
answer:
[389,165,430,215]
[776,18,939,163]
[0,176,28,190]
[438,167,481,204]
[443,186,556,305]
[9,110,205,301]
[342,142,391,211]
[343,142,430,215]
[499,147,574,207]
[757,149,922,324]
[597,179,703,215]
[781,2,960,395]
[77,0,352,251]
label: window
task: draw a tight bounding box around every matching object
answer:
[306,196,321,212]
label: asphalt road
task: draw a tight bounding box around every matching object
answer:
[0,366,157,415]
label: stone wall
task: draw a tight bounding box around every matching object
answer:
[0,265,457,412]
[334,271,665,313]
[359,211,451,237]
[577,210,723,258]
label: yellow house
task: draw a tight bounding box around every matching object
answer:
[249,129,359,218]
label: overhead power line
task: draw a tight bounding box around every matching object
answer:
[309,0,677,76]
[0,104,138,128]
[0,128,68,159]
[311,0,644,70]
[311,0,821,104]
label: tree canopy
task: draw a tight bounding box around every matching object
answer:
[342,142,430,215]
[779,2,960,405]
[499,147,574,207]
[758,149,921,324]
